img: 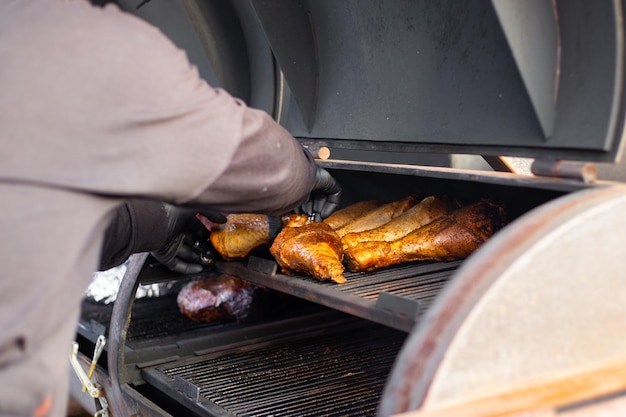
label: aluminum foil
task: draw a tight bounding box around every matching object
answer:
[84,260,176,304]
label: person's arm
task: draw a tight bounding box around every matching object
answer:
[6,2,329,217]
[194,106,318,214]
[99,199,168,271]
[100,199,228,273]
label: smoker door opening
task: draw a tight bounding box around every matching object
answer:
[218,162,586,332]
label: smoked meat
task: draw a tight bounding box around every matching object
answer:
[341,195,460,249]
[177,275,259,323]
[210,213,271,260]
[323,200,384,230]
[270,221,346,284]
[335,194,420,238]
[344,199,505,272]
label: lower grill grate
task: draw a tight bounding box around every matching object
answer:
[143,319,405,417]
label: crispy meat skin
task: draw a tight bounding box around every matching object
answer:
[270,221,346,284]
[282,213,310,228]
[341,195,460,249]
[323,200,384,230]
[210,213,270,260]
[344,200,506,272]
[177,275,258,322]
[335,194,420,238]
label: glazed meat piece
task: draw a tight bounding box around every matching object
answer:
[335,194,420,238]
[210,214,273,260]
[344,200,505,272]
[323,200,384,230]
[341,195,460,249]
[281,213,310,228]
[270,221,346,284]
[177,274,259,323]
[210,213,314,261]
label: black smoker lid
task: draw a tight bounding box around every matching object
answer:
[251,0,626,163]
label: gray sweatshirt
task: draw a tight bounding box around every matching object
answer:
[0,1,316,415]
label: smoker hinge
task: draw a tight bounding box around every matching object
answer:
[531,159,598,183]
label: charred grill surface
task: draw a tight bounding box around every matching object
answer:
[142,318,405,417]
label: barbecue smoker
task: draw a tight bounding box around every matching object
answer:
[71,1,626,416]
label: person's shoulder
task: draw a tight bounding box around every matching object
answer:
[62,2,195,90]
[94,3,192,73]
[3,1,175,58]
[72,2,173,52]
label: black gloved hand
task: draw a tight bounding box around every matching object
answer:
[151,204,226,274]
[301,166,342,220]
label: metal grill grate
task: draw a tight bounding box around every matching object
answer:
[322,261,457,301]
[143,320,405,417]
[220,259,461,332]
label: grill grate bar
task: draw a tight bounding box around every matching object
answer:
[239,381,388,417]
[349,274,450,299]
[223,370,389,413]
[386,281,448,298]
[171,336,399,397]
[209,351,397,405]
[333,260,461,291]
[151,320,404,417]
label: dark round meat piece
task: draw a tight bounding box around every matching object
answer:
[177,275,258,323]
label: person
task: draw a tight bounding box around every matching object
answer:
[0,1,341,416]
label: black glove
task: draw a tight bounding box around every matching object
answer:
[301,166,342,220]
[151,204,226,274]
